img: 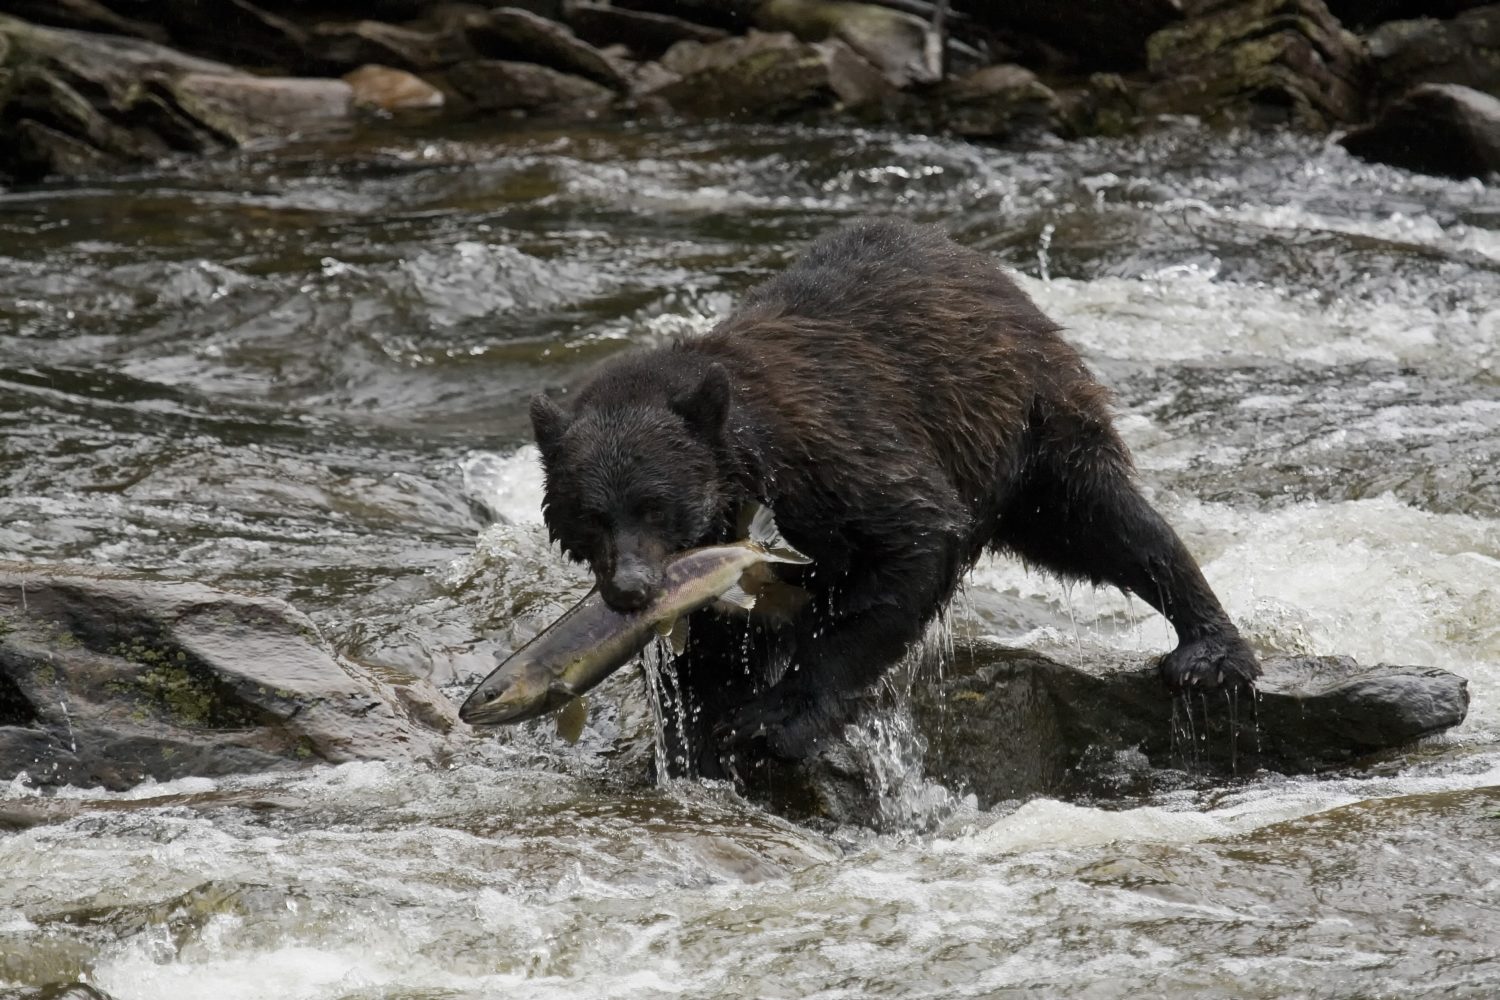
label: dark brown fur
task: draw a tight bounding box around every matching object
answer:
[532,221,1259,778]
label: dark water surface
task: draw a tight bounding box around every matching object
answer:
[2,119,1499,997]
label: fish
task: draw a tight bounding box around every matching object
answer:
[458,503,812,728]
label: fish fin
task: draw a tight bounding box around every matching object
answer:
[555,696,587,744]
[669,617,688,655]
[713,583,757,614]
[745,503,812,564]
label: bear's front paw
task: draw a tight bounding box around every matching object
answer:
[715,695,823,761]
[1159,630,1260,691]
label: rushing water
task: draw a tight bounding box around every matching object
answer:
[2,119,1499,997]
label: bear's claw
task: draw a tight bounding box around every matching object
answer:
[1158,630,1260,691]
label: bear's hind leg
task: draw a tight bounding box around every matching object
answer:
[997,417,1259,691]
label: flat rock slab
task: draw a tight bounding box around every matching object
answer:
[0,563,454,791]
[756,642,1470,822]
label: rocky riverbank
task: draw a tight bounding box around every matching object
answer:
[2,0,1499,184]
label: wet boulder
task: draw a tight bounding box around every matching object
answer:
[755,643,1470,824]
[0,563,455,792]
[897,63,1063,139]
[1140,0,1367,129]
[1340,83,1500,178]
[1363,6,1500,104]
[752,0,937,88]
[646,29,882,119]
[444,58,616,113]
[465,6,632,91]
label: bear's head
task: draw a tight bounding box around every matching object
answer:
[530,363,731,612]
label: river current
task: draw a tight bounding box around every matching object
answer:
[2,120,1498,997]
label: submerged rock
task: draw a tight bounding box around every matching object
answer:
[0,563,453,792]
[751,643,1470,823]
[1141,0,1367,129]
[1340,83,1500,178]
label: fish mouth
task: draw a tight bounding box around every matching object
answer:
[459,680,575,727]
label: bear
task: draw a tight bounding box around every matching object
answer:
[529,220,1260,779]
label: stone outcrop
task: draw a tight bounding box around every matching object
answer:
[1141,0,1367,129]
[0,15,353,182]
[0,563,454,791]
[749,643,1470,823]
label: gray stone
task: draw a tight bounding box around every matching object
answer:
[0,563,453,792]
[927,63,1063,139]
[648,29,853,118]
[445,57,616,112]
[466,6,631,91]
[1341,83,1500,178]
[753,0,937,87]
[0,15,356,181]
[168,72,353,143]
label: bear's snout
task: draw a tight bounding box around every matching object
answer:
[598,531,667,613]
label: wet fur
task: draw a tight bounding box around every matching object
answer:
[532,221,1259,778]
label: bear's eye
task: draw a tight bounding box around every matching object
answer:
[631,499,667,528]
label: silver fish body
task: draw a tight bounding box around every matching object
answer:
[458,505,809,727]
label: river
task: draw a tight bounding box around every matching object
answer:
[2,119,1498,998]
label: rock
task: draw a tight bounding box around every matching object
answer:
[0,0,168,43]
[0,563,452,792]
[343,63,446,111]
[1340,83,1500,178]
[919,63,1063,139]
[444,58,616,112]
[0,985,118,1000]
[1141,0,1367,129]
[1364,6,1500,103]
[167,72,353,142]
[307,18,473,73]
[963,0,1183,72]
[753,0,937,87]
[1325,0,1493,29]
[1058,72,1141,137]
[563,1,731,59]
[751,643,1470,824]
[466,6,632,90]
[648,29,861,118]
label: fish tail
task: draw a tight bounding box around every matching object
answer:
[747,503,812,564]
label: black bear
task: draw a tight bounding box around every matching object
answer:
[530,220,1259,778]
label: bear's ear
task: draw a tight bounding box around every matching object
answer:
[530,393,572,458]
[670,363,730,438]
